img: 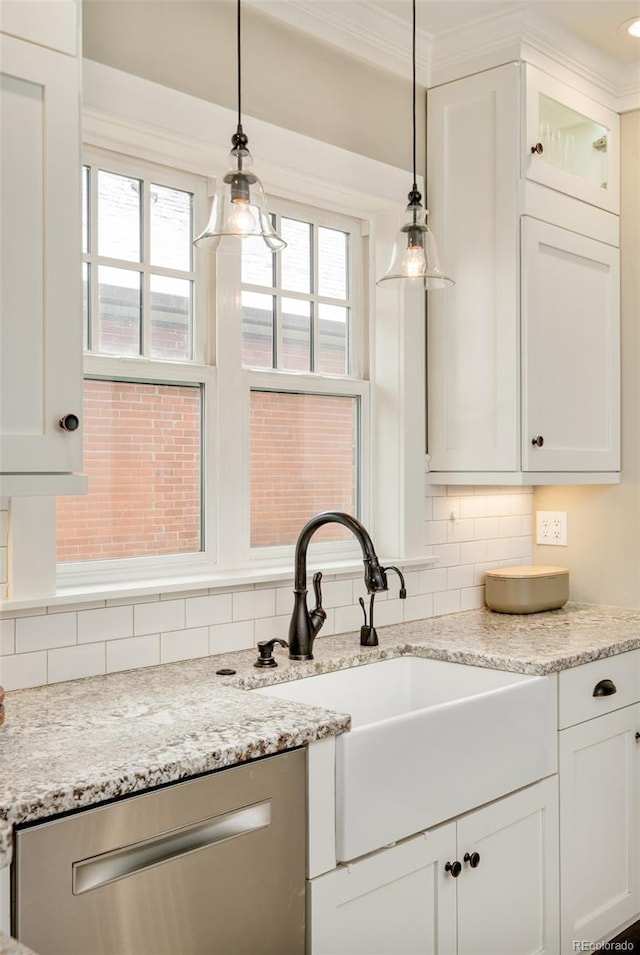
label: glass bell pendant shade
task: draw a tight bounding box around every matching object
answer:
[194,130,286,253]
[377,194,454,289]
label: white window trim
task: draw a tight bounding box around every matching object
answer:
[42,60,429,600]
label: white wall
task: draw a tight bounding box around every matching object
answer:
[81,0,424,172]
[533,111,640,606]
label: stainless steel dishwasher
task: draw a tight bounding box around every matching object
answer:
[13,748,306,955]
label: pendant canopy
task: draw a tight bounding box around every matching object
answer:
[194,1,285,253]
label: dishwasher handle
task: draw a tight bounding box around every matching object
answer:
[73,799,272,895]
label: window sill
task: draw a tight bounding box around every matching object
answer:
[0,555,439,613]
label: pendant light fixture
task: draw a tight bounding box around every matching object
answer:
[194,0,286,252]
[377,0,453,289]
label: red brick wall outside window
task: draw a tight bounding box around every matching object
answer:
[57,380,201,562]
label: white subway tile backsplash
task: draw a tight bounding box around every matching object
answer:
[433,497,459,521]
[447,565,475,590]
[232,588,275,622]
[48,643,106,683]
[461,586,486,611]
[434,590,461,616]
[335,603,365,634]
[16,612,76,654]
[254,615,290,643]
[134,599,185,636]
[460,496,487,519]
[403,593,434,621]
[185,594,232,629]
[78,605,133,644]
[485,495,510,517]
[473,517,499,540]
[418,568,448,593]
[161,627,209,664]
[460,540,487,565]
[209,620,254,655]
[509,494,533,515]
[107,634,160,673]
[430,543,461,568]
[486,539,511,562]
[0,620,15,656]
[0,651,47,690]
[47,600,107,615]
[447,518,475,543]
[373,598,405,627]
[497,516,523,538]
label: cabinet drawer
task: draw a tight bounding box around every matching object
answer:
[558,650,640,728]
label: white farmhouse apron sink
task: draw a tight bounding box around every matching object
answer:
[255,656,557,861]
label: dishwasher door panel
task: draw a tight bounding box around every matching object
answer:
[14,748,306,955]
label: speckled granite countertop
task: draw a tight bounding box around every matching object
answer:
[1,602,640,836]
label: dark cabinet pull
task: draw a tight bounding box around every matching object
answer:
[593,679,617,697]
[531,435,544,447]
[635,732,640,741]
[445,860,462,878]
[531,142,544,155]
[59,414,80,432]
[464,851,481,868]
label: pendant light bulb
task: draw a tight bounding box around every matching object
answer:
[377,0,453,289]
[194,2,285,253]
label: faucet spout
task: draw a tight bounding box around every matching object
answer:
[288,511,388,661]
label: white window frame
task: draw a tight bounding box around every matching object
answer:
[49,61,427,598]
[58,149,217,587]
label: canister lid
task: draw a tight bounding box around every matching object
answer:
[485,565,568,581]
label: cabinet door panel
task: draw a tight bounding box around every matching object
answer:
[523,63,619,214]
[456,777,559,955]
[427,64,520,473]
[0,35,82,473]
[559,705,640,950]
[308,825,457,955]
[521,217,619,472]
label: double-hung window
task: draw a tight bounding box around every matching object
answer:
[58,149,369,583]
[238,198,368,556]
[57,149,213,578]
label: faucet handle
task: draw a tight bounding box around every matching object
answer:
[312,572,324,611]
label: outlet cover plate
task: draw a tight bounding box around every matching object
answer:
[536,510,568,546]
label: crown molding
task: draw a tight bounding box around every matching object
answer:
[249,0,639,112]
[245,0,432,84]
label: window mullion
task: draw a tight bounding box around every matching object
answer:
[312,223,319,372]
[89,165,100,354]
[141,178,151,356]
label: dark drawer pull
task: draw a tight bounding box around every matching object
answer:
[593,679,617,698]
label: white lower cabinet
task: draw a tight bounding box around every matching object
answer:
[559,704,640,952]
[308,776,559,955]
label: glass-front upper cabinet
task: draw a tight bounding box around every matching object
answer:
[523,63,620,214]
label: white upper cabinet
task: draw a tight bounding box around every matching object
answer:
[523,64,620,214]
[0,6,83,484]
[427,62,620,485]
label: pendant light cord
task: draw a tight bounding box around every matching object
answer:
[412,0,417,194]
[237,0,242,129]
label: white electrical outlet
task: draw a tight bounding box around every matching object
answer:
[536,510,568,546]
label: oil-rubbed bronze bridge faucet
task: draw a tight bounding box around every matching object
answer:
[288,512,404,661]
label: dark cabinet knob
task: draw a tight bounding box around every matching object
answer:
[635,732,640,741]
[464,851,481,868]
[531,142,544,155]
[593,679,617,697]
[59,414,80,432]
[531,435,544,447]
[445,860,462,878]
